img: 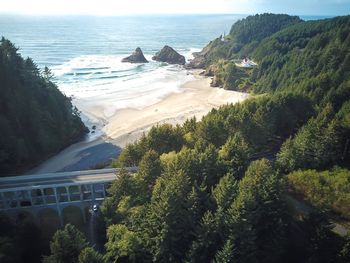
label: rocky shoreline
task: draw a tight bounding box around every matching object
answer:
[152,45,186,65]
[122,45,186,65]
[121,47,148,63]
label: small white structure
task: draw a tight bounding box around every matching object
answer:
[235,57,257,68]
[220,33,226,42]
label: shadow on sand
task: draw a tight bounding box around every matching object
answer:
[59,142,121,172]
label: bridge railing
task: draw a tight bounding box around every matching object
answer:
[0,167,138,211]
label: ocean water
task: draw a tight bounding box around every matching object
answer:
[0,15,244,117]
[0,14,331,125]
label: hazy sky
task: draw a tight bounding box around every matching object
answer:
[0,0,349,16]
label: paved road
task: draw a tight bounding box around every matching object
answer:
[0,167,137,191]
[286,194,349,237]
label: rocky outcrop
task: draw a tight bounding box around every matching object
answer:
[204,66,215,76]
[186,37,222,69]
[210,76,222,87]
[152,45,185,65]
[122,47,148,63]
[186,50,207,69]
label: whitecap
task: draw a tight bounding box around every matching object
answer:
[53,50,197,129]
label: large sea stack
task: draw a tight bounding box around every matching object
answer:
[122,47,148,63]
[152,45,186,65]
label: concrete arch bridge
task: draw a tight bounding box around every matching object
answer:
[0,168,137,226]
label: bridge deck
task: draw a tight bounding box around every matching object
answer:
[0,167,137,192]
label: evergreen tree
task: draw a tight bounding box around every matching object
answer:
[224,159,287,263]
[78,247,103,263]
[101,169,137,225]
[277,104,343,172]
[144,170,193,262]
[104,224,142,263]
[219,133,250,178]
[214,240,235,263]
[0,38,86,174]
[43,224,88,263]
[136,150,161,202]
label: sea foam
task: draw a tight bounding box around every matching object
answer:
[51,50,197,122]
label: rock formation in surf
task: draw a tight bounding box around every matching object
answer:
[122,47,148,63]
[152,45,186,65]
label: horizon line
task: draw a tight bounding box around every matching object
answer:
[0,12,339,18]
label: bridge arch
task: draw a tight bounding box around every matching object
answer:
[38,208,61,237]
[62,205,85,227]
[0,168,138,232]
[16,209,36,223]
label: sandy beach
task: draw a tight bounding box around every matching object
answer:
[104,71,249,146]
[30,70,249,174]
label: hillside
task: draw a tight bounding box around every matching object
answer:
[0,38,87,175]
[84,14,349,263]
[189,13,302,68]
[190,14,350,103]
[252,16,350,100]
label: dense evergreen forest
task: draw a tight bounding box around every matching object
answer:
[97,14,349,263]
[0,38,87,174]
[1,14,349,262]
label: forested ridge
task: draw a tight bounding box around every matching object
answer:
[0,37,87,175]
[1,14,350,263]
[93,14,349,263]
[190,13,302,68]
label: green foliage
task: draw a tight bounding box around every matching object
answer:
[100,14,350,263]
[218,132,250,177]
[1,12,350,263]
[223,159,288,263]
[193,14,301,67]
[78,247,103,263]
[116,124,184,167]
[228,14,302,55]
[200,92,313,152]
[213,173,238,211]
[288,167,350,219]
[252,16,350,102]
[209,60,251,90]
[196,109,227,147]
[160,145,222,188]
[277,103,349,172]
[136,150,161,197]
[301,212,342,263]
[43,224,88,263]
[340,234,350,261]
[198,15,350,115]
[115,138,146,167]
[223,62,250,90]
[187,211,221,262]
[102,86,346,263]
[0,213,45,263]
[100,169,138,225]
[147,124,184,154]
[144,170,193,262]
[104,224,142,263]
[0,37,87,174]
[214,240,235,263]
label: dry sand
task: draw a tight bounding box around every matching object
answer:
[104,70,249,146]
[30,70,249,174]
